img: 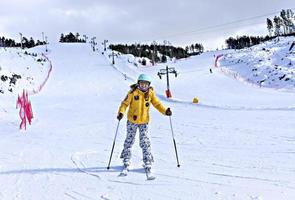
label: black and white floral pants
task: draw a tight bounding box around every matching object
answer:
[120,120,154,167]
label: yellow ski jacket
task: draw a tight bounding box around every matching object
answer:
[118,85,167,124]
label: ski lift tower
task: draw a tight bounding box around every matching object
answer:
[19,33,23,49]
[157,66,177,98]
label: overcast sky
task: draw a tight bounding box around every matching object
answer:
[0,0,294,49]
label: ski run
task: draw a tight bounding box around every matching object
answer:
[0,36,295,199]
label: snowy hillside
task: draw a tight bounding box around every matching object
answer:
[218,36,295,90]
[0,48,50,95]
[0,39,295,200]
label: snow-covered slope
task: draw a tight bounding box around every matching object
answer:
[0,39,295,200]
[218,36,295,90]
[0,48,50,95]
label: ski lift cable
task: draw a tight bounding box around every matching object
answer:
[156,9,294,40]
[130,8,295,45]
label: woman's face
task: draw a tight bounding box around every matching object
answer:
[139,81,150,91]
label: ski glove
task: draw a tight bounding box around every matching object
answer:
[165,108,172,116]
[117,113,123,121]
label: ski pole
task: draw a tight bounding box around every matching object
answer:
[107,120,120,170]
[169,116,180,167]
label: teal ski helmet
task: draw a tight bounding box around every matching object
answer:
[138,74,152,84]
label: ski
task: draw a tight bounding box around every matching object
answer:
[145,167,156,180]
[146,173,156,180]
[118,164,156,180]
[118,169,128,177]
[118,164,129,177]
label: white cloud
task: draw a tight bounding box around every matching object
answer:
[233,23,268,37]
[0,0,294,49]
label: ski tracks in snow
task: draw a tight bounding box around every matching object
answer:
[70,151,101,179]
[65,190,98,200]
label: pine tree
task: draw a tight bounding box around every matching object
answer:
[59,34,65,42]
[75,33,80,42]
[68,32,76,42]
[273,16,283,36]
[28,37,35,48]
[286,9,295,34]
[194,43,204,54]
[22,37,29,48]
[185,46,189,53]
[281,9,293,34]
[225,37,235,49]
[0,37,4,47]
[267,18,273,36]
[190,44,195,53]
[161,55,167,63]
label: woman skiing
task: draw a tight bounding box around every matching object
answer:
[117,74,172,179]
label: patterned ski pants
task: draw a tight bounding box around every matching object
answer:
[120,121,154,167]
